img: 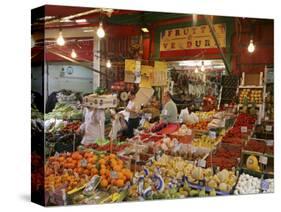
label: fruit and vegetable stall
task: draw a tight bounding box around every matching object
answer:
[34,109,274,205]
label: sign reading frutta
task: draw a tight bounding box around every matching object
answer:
[160,24,226,51]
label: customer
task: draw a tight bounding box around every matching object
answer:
[160,91,178,123]
[77,106,105,146]
[125,90,140,138]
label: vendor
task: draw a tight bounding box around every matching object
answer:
[77,106,105,146]
[125,90,140,138]
[142,94,161,122]
[160,91,178,123]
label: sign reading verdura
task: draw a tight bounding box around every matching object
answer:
[160,24,226,51]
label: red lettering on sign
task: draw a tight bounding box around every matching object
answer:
[187,41,192,48]
[171,42,175,49]
[175,29,180,36]
[195,40,201,47]
[205,40,210,47]
[201,26,206,33]
[219,25,225,33]
[163,43,168,49]
[192,28,196,34]
[168,30,172,37]
[183,29,188,35]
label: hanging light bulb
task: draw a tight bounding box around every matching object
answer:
[248,39,255,53]
[106,59,112,68]
[201,61,205,72]
[195,67,199,73]
[56,30,65,46]
[96,22,105,38]
[71,49,77,58]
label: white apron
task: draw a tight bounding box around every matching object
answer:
[80,108,105,145]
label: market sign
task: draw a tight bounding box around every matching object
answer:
[160,24,226,52]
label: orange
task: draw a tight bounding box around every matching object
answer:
[109,153,116,159]
[87,157,95,164]
[113,165,122,172]
[83,169,90,176]
[116,179,124,187]
[100,164,107,170]
[100,179,108,188]
[91,168,98,175]
[100,168,107,176]
[99,159,106,165]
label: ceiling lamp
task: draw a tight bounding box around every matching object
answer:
[141,27,149,33]
[248,39,255,53]
[96,22,105,38]
[106,59,112,68]
[71,49,77,58]
[201,61,205,72]
[195,67,199,73]
[56,30,65,46]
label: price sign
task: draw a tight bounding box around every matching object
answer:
[266,140,274,146]
[259,156,268,165]
[80,159,88,167]
[110,171,118,179]
[209,131,216,139]
[261,180,270,191]
[241,126,248,133]
[265,125,272,132]
[198,159,206,168]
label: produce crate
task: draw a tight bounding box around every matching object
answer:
[239,150,274,176]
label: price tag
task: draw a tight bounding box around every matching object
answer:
[241,126,248,133]
[265,125,272,132]
[198,159,206,168]
[80,159,88,167]
[259,156,268,165]
[110,171,118,179]
[266,140,274,146]
[261,180,270,191]
[209,131,216,139]
[198,179,206,186]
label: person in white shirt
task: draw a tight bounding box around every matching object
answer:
[125,90,140,138]
[77,106,105,146]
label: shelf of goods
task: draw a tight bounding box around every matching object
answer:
[220,75,239,105]
[42,108,274,205]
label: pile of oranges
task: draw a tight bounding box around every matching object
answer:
[45,151,133,192]
[186,120,209,131]
[98,153,133,188]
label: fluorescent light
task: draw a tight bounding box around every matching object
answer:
[83,29,94,32]
[60,18,73,23]
[141,27,149,33]
[75,19,87,23]
[38,16,55,21]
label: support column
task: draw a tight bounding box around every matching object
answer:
[93,36,100,90]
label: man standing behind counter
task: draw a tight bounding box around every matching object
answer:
[160,91,178,123]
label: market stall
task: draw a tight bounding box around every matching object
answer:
[31,5,274,206]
